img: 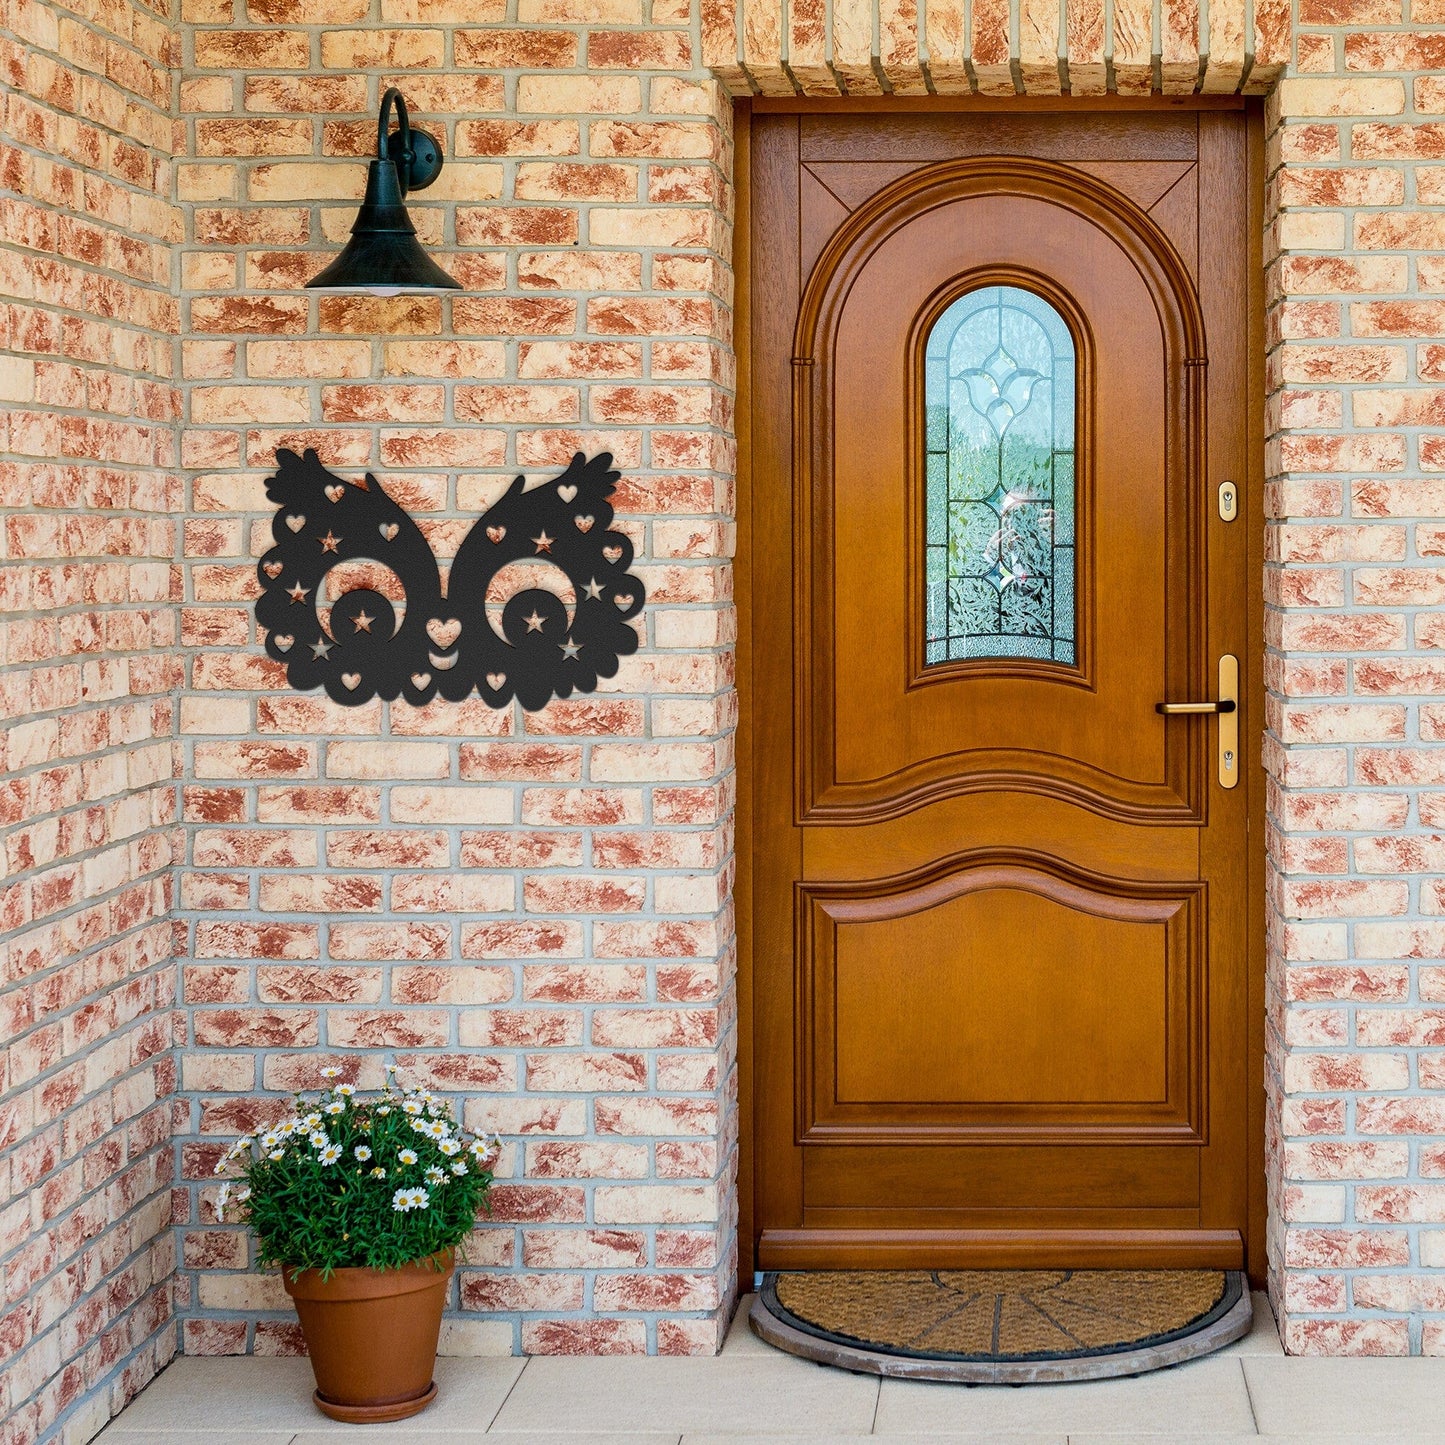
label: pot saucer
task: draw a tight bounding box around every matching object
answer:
[312,1380,437,1423]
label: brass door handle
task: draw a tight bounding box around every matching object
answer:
[1155,655,1239,790]
[1155,699,1236,714]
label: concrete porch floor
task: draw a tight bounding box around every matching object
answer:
[96,1293,1445,1442]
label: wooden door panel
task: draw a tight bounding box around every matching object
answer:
[798,112,1200,164]
[799,859,1203,1143]
[749,107,1258,1272]
[797,163,1211,827]
[836,908,1170,1105]
[1148,167,1201,279]
[805,1145,1200,1212]
[1069,160,1195,210]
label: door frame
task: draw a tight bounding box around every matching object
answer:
[734,95,1269,1286]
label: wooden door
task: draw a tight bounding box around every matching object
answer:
[745,107,1262,1273]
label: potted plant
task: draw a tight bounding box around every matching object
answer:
[214,1065,500,1423]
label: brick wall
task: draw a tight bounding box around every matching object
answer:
[171,2,739,1359]
[0,0,183,1439]
[1265,15,1445,1354]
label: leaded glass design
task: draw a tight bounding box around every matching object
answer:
[924,285,1076,666]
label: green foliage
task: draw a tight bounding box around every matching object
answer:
[214,1068,499,1277]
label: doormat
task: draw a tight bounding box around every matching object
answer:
[750,1269,1251,1383]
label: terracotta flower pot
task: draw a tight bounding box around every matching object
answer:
[282,1250,453,1423]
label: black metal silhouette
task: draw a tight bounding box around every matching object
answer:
[255,448,645,711]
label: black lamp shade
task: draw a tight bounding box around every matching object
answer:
[306,90,460,296]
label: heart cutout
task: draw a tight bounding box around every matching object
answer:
[263,561,284,579]
[429,652,458,671]
[557,484,577,502]
[272,634,294,651]
[411,672,431,690]
[286,514,305,533]
[613,593,634,610]
[341,672,361,690]
[485,672,506,691]
[574,514,594,533]
[602,544,623,563]
[325,484,345,503]
[486,525,505,544]
[426,618,461,650]
[379,523,399,542]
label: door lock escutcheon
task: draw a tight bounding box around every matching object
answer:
[1156,655,1240,789]
[1218,480,1238,522]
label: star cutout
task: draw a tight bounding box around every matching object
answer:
[287,582,310,603]
[310,638,333,659]
[532,531,554,554]
[319,531,341,553]
[524,609,546,633]
[352,610,374,634]
[559,637,581,660]
[582,578,604,601]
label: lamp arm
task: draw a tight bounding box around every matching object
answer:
[377,87,413,194]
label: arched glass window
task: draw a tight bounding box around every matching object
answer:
[924,285,1076,666]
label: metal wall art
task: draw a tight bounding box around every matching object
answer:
[255,448,645,711]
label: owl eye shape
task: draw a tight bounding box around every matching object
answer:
[255,448,645,711]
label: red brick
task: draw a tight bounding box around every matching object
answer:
[521,1319,647,1354]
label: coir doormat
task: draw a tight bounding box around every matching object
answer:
[751,1269,1252,1383]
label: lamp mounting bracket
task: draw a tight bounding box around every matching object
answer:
[378,86,443,195]
[385,125,442,194]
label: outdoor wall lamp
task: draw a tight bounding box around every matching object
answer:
[306,87,460,295]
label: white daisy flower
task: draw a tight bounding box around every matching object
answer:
[269,1149,285,1161]
[425,1166,445,1185]
[353,1145,372,1162]
[335,1083,355,1097]
[319,1143,342,1165]
[321,1066,341,1079]
[391,1186,429,1212]
[215,1182,231,1219]
[402,1100,423,1116]
[302,1113,322,1130]
[376,1105,392,1116]
[309,1131,329,1149]
[423,1120,448,1140]
[370,1166,387,1179]
[398,1148,418,1166]
[386,1063,399,1073]
[438,1139,461,1156]
[450,1161,468,1176]
[235,1186,250,1204]
[259,1132,279,1150]
[324,1100,344,1116]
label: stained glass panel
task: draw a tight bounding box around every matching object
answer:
[924,285,1077,666]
